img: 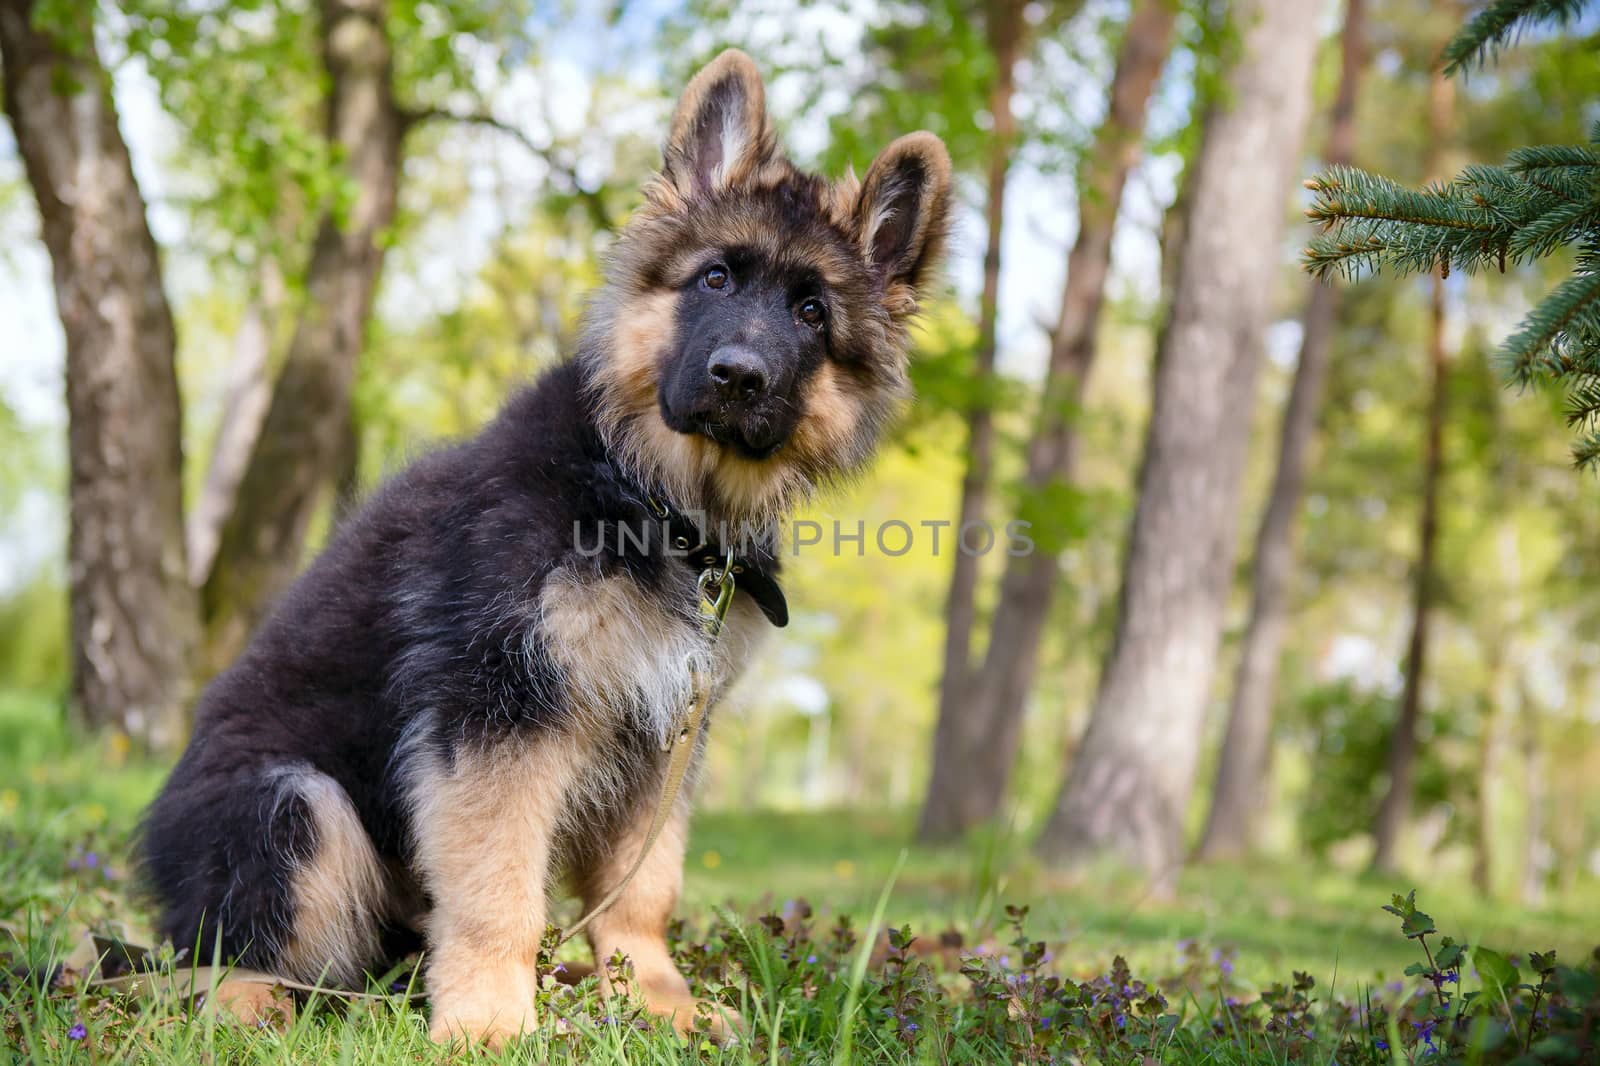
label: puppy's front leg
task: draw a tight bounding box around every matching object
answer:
[576,796,739,1042]
[412,742,561,1048]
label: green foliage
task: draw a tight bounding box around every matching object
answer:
[1441,0,1594,75]
[1290,682,1465,857]
[121,1,331,271]
[0,579,66,694]
[118,0,538,276]
[1304,9,1600,469]
[1369,890,1600,1063]
[7,808,1600,1066]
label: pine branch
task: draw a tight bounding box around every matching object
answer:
[1508,143,1600,171]
[1303,166,1512,280]
[1510,192,1600,259]
[1565,376,1600,431]
[1572,425,1600,470]
[1499,269,1600,383]
[1440,0,1593,76]
[1325,0,1600,473]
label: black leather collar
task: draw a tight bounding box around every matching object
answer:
[644,495,789,629]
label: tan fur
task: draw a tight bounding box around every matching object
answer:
[537,567,767,747]
[573,798,739,1041]
[211,978,295,1031]
[587,288,676,450]
[407,735,579,1047]
[788,359,877,474]
[274,766,388,986]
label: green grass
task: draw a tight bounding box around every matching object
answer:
[3,689,1597,1063]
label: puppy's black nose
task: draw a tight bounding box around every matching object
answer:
[707,346,769,400]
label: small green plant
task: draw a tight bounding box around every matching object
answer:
[1323,889,1600,1064]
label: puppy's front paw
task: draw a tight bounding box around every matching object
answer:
[644,992,744,1045]
[428,1007,535,1050]
[426,947,540,1049]
[687,1000,745,1046]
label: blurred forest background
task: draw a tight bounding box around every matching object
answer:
[1,0,1598,915]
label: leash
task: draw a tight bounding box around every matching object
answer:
[556,542,737,946]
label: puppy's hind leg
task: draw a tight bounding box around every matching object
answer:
[270,767,389,986]
[143,761,387,989]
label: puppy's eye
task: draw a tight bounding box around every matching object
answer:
[703,265,730,290]
[797,297,827,328]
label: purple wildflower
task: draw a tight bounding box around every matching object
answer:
[67,1022,87,1041]
[806,954,817,964]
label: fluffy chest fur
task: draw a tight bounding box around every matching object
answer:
[536,566,768,747]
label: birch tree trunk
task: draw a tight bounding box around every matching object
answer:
[1196,0,1370,860]
[0,0,198,752]
[1036,0,1319,883]
[200,0,402,670]
[918,0,1178,840]
[187,265,286,586]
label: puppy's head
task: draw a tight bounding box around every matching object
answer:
[582,49,952,524]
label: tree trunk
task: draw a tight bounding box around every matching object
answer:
[187,264,286,585]
[919,0,1023,841]
[200,0,402,670]
[1195,0,1370,861]
[1517,678,1546,907]
[1473,630,1507,896]
[1473,406,1523,895]
[918,0,1178,841]
[1036,0,1319,884]
[1,0,198,752]
[1371,70,1455,876]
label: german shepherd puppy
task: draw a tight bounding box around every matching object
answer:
[140,50,950,1046]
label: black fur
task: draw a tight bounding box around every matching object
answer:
[659,244,833,459]
[140,362,721,974]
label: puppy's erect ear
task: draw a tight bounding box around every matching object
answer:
[856,132,953,306]
[664,49,777,198]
